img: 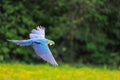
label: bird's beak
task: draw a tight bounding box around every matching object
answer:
[48,42,55,46]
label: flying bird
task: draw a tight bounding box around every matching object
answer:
[9,26,58,66]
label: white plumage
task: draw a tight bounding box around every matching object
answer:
[29,26,45,39]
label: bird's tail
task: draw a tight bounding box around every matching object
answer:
[8,39,33,46]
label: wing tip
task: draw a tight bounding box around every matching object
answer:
[37,25,45,30]
[31,25,45,32]
[52,63,58,66]
[8,40,15,42]
[8,40,11,42]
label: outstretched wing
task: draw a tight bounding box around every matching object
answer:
[33,43,58,66]
[29,26,45,39]
[8,39,33,46]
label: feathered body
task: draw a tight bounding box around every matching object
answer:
[9,26,58,66]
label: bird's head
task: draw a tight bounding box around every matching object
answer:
[47,40,55,46]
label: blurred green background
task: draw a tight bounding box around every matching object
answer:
[0,0,120,66]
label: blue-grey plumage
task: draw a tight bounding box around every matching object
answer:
[33,39,58,66]
[9,26,58,66]
[8,39,33,46]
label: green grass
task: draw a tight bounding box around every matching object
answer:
[0,63,119,80]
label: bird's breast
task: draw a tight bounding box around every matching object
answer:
[33,44,51,56]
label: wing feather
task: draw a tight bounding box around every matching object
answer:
[8,40,32,46]
[29,26,45,39]
[33,43,58,66]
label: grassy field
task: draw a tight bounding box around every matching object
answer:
[0,63,119,80]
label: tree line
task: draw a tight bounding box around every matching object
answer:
[0,0,120,65]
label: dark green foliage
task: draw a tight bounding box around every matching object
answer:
[0,0,120,65]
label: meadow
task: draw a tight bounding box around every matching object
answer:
[0,63,119,80]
